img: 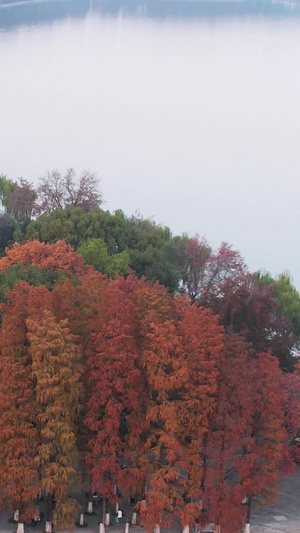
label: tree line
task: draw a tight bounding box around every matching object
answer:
[0,171,300,533]
[1,170,300,371]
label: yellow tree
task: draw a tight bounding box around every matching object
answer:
[27,310,84,532]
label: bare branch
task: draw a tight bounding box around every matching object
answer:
[35,169,102,215]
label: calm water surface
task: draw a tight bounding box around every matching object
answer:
[1,0,300,285]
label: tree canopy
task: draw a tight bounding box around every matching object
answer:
[0,239,298,532]
[1,172,300,532]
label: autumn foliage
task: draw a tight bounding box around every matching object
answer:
[0,240,296,532]
[27,310,84,529]
[0,284,40,524]
[0,239,88,276]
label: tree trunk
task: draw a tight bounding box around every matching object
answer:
[14,510,19,522]
[115,484,119,514]
[124,508,130,533]
[131,512,137,526]
[99,496,106,533]
[214,527,221,533]
[80,467,87,524]
[183,527,189,533]
[154,525,160,533]
[87,479,95,514]
[105,512,110,526]
[45,493,53,533]
[243,497,252,533]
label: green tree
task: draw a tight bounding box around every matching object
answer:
[0,214,16,255]
[0,175,15,212]
[0,264,66,302]
[259,272,300,336]
[20,207,110,248]
[77,238,129,277]
[18,208,180,291]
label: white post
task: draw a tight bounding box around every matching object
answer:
[243,496,252,533]
[14,510,19,522]
[183,527,189,533]
[16,524,24,533]
[154,525,160,533]
[99,523,105,533]
[45,522,52,533]
[105,512,110,526]
[125,523,130,533]
[131,512,137,525]
[88,501,93,513]
[214,527,221,533]
[79,513,85,526]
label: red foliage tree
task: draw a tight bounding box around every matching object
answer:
[172,236,297,371]
[84,280,146,525]
[172,238,246,303]
[173,303,224,529]
[135,299,224,532]
[202,335,256,533]
[197,338,288,533]
[138,318,188,531]
[281,372,300,464]
[0,239,89,277]
[0,283,51,532]
[245,352,287,501]
[171,236,211,301]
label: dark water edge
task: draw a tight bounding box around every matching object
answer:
[1,0,300,33]
[97,0,300,20]
[0,0,91,31]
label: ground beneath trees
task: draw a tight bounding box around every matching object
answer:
[1,466,300,533]
[251,465,300,532]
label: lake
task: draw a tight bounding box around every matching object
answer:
[1,0,300,286]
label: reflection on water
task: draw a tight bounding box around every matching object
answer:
[1,0,300,32]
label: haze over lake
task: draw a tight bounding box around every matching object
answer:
[1,0,300,286]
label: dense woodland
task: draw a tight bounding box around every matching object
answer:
[1,171,300,533]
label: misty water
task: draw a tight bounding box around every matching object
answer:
[1,0,300,286]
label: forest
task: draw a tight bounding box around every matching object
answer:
[1,171,300,533]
